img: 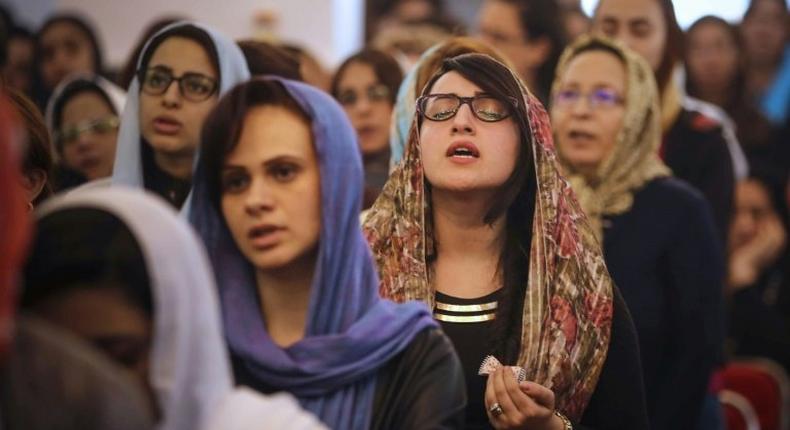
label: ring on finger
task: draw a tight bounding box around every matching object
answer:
[489,402,504,417]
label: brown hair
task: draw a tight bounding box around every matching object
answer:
[413,37,510,97]
[199,79,310,211]
[7,88,53,204]
[238,40,302,81]
[330,48,403,105]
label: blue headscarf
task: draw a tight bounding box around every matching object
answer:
[188,77,437,429]
[112,21,250,192]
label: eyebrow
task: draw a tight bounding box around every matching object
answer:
[222,154,305,170]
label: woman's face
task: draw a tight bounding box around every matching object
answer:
[730,179,775,250]
[60,91,118,180]
[686,22,739,97]
[34,286,152,393]
[336,61,393,156]
[551,50,626,176]
[593,0,666,71]
[39,22,96,90]
[139,37,218,160]
[221,106,322,272]
[4,36,35,93]
[741,0,788,68]
[419,71,520,193]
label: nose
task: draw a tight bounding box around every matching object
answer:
[161,79,182,108]
[451,102,476,135]
[75,130,94,151]
[244,178,276,215]
[569,95,593,117]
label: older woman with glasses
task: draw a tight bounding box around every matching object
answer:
[111,21,249,209]
[550,36,725,429]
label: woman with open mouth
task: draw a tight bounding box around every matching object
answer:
[188,77,466,429]
[550,35,725,429]
[111,21,249,209]
[364,52,648,429]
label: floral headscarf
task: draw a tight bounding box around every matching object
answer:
[551,35,671,240]
[363,55,614,420]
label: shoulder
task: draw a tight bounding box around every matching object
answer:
[397,326,459,365]
[637,177,709,214]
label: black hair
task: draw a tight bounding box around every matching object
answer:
[136,24,220,86]
[200,79,310,212]
[50,79,117,152]
[421,53,537,362]
[22,208,154,316]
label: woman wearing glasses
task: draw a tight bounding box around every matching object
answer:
[550,36,724,428]
[364,52,648,429]
[331,49,403,208]
[46,74,125,188]
[112,22,249,208]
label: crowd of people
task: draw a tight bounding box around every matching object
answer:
[1,0,788,429]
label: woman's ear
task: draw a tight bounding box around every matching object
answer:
[21,168,48,204]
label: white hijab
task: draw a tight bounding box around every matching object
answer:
[36,187,324,430]
[111,21,250,189]
[43,72,126,162]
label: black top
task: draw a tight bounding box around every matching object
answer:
[141,142,191,209]
[663,108,734,246]
[232,327,467,429]
[603,177,725,429]
[437,288,649,430]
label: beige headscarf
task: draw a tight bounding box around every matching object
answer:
[552,35,671,240]
[363,54,614,421]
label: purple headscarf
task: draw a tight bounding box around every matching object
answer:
[188,77,437,429]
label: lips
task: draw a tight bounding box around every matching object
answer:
[152,115,183,135]
[445,141,480,158]
[247,224,285,250]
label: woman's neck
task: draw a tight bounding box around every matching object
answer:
[255,249,317,347]
[431,188,506,298]
[154,150,194,180]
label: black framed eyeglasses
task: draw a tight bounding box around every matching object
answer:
[416,93,518,122]
[137,67,218,102]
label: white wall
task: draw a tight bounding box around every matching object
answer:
[5,0,364,70]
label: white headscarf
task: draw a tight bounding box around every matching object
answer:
[44,72,126,162]
[36,187,325,430]
[111,21,250,189]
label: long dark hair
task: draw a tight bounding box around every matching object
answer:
[199,79,310,212]
[421,53,537,362]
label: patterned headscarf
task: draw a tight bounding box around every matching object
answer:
[551,35,671,240]
[363,54,614,420]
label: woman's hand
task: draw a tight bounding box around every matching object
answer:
[484,367,565,430]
